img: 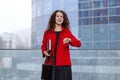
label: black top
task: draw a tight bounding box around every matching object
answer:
[54,31,61,65]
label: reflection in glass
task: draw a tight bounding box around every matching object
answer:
[79,42,93,49]
[78,0,120,50]
[109,8,120,15]
[79,0,92,1]
[43,0,52,15]
[109,24,120,40]
[64,0,78,11]
[109,8,116,15]
[109,0,115,6]
[109,0,120,7]
[79,26,92,41]
[93,25,108,41]
[93,0,108,8]
[79,10,92,17]
[93,9,108,17]
[94,17,108,24]
[109,42,120,49]
[79,2,92,9]
[109,16,120,23]
[94,42,108,49]
[79,18,92,25]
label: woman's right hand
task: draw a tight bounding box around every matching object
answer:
[43,51,51,57]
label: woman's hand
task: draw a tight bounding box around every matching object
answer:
[63,38,72,44]
[43,51,51,57]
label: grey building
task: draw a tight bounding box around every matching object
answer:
[32,0,120,80]
[32,0,78,49]
[32,0,120,50]
[78,0,120,50]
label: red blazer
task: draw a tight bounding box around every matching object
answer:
[41,27,81,66]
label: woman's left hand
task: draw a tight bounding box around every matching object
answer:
[63,38,72,44]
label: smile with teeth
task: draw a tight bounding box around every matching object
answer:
[57,19,62,22]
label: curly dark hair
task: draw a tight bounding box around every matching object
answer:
[46,10,70,31]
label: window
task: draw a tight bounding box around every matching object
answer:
[109,16,120,23]
[94,17,108,24]
[94,0,108,8]
[109,8,116,15]
[79,0,92,1]
[109,24,120,40]
[80,42,93,49]
[109,8,120,15]
[94,42,108,49]
[79,10,92,17]
[79,26,92,41]
[79,18,92,25]
[93,25,108,41]
[79,2,92,9]
[109,0,115,6]
[93,9,108,17]
[109,42,120,49]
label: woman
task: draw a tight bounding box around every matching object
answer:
[41,10,81,80]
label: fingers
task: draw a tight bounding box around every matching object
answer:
[43,51,51,57]
[63,38,71,44]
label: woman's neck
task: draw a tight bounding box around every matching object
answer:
[54,24,62,31]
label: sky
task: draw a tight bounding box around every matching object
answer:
[0,0,31,33]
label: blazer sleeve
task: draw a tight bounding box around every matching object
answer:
[68,30,81,47]
[41,31,48,57]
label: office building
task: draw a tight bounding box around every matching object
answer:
[78,0,120,49]
[32,0,78,49]
[32,0,120,80]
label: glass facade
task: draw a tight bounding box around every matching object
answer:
[32,0,78,49]
[78,0,120,49]
[31,0,120,80]
[0,50,120,80]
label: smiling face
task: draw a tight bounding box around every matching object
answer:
[55,11,64,25]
